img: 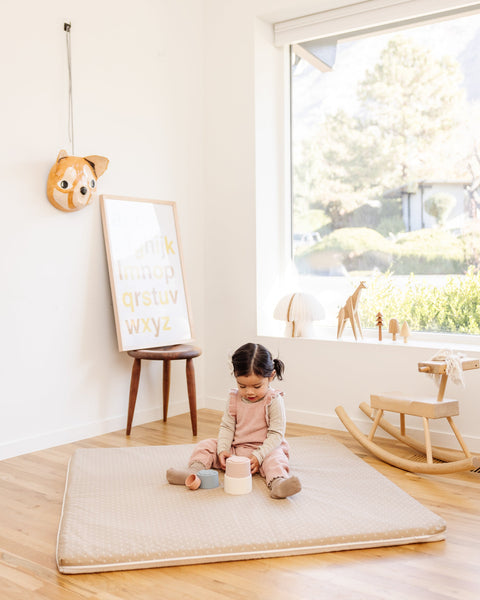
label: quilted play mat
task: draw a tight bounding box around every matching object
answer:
[56,436,446,573]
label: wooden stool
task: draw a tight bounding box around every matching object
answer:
[126,344,201,436]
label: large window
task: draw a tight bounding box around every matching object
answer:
[291,9,480,337]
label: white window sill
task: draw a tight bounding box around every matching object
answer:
[260,323,480,354]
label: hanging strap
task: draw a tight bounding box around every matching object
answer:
[64,22,75,155]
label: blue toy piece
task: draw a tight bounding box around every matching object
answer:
[198,469,219,489]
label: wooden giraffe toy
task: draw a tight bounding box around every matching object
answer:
[337,281,367,340]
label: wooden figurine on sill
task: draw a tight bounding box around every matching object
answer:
[376,312,383,341]
[337,281,367,340]
[401,321,410,343]
[388,318,400,341]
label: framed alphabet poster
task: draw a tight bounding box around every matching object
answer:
[100,195,193,351]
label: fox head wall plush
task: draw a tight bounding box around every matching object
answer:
[46,150,109,212]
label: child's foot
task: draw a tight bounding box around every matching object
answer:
[270,476,302,499]
[166,462,204,485]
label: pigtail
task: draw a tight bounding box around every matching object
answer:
[273,357,285,380]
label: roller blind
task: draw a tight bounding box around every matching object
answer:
[274,0,480,46]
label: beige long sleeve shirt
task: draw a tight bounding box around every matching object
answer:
[216,389,286,465]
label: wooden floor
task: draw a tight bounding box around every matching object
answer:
[1,409,479,600]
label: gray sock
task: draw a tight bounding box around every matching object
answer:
[270,476,302,499]
[166,461,205,485]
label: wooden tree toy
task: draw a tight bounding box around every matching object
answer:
[388,318,400,341]
[400,321,410,343]
[375,312,383,341]
[337,281,367,340]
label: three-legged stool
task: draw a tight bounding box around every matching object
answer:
[126,344,201,436]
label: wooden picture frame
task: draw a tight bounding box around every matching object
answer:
[100,195,193,351]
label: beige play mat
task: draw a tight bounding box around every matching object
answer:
[56,436,445,573]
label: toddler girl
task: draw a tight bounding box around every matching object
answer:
[167,342,301,499]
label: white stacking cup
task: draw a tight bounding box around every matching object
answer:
[224,455,252,495]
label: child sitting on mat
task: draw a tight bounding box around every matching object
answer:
[167,342,302,499]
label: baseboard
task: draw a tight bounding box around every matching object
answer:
[9,398,475,462]
[286,406,480,454]
[0,402,189,461]
[205,397,480,454]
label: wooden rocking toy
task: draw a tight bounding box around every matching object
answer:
[337,281,367,340]
[336,356,480,474]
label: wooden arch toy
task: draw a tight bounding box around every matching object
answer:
[336,356,480,474]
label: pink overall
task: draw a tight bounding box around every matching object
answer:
[188,389,290,486]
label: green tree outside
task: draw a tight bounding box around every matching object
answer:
[292,30,480,334]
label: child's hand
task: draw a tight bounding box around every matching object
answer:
[218,451,231,470]
[249,455,260,474]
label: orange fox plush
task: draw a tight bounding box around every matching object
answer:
[46,150,109,212]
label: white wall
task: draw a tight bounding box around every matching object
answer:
[2,0,479,460]
[203,0,480,453]
[0,0,205,459]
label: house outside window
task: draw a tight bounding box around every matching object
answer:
[290,7,480,338]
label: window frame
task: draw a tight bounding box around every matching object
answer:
[256,0,480,348]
